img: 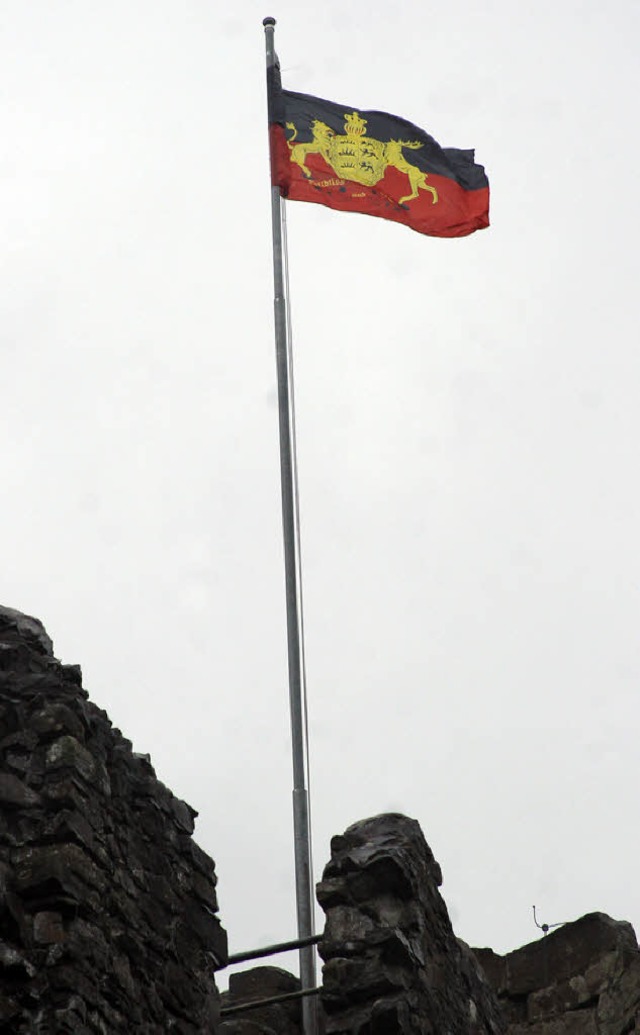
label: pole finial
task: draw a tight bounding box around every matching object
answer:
[263,16,276,26]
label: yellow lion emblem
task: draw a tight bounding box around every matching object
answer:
[286,111,438,207]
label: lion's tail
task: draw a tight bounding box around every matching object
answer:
[285,122,297,149]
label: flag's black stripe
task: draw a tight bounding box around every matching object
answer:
[268,70,487,192]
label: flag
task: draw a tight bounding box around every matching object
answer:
[267,66,489,239]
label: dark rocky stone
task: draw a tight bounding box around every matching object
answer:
[0,606,54,657]
[317,813,505,1035]
[220,1022,279,1035]
[29,702,87,742]
[0,605,227,1032]
[220,966,303,1035]
[6,602,640,1035]
[0,773,41,807]
[474,912,640,1034]
[33,911,65,944]
[45,735,97,780]
[0,992,20,1023]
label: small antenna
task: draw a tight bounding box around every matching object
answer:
[532,905,566,936]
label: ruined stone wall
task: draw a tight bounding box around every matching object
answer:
[317,813,505,1035]
[475,912,640,1034]
[222,816,640,1035]
[0,606,227,1032]
[5,604,639,1035]
[220,966,303,1034]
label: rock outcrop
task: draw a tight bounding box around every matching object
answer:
[316,812,505,1034]
[0,606,227,1032]
[475,912,640,1034]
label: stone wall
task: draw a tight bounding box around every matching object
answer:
[221,818,640,1035]
[4,604,639,1035]
[0,606,227,1032]
[220,966,303,1034]
[316,813,505,1035]
[474,912,640,1034]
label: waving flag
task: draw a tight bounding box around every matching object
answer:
[267,66,489,239]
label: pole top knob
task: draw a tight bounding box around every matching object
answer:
[263,16,276,26]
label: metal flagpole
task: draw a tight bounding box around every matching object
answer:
[263,17,318,1035]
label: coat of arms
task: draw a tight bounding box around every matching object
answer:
[286,111,439,207]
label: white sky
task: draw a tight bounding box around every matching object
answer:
[2,0,639,985]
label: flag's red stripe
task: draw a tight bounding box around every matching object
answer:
[270,125,489,239]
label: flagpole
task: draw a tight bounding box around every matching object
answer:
[263,17,318,1035]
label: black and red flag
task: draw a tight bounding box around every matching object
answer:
[267,65,489,239]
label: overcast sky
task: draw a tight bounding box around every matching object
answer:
[2,0,639,986]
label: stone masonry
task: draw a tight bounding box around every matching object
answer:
[475,911,640,1034]
[221,817,640,1035]
[220,966,303,1034]
[0,606,227,1032]
[3,605,640,1035]
[316,813,505,1034]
